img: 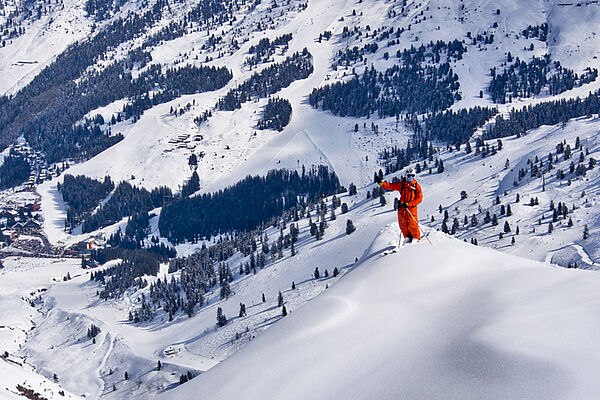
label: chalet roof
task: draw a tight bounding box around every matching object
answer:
[24,219,41,228]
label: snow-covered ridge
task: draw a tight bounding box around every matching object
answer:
[165,228,600,400]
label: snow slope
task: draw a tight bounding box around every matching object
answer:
[165,227,600,400]
[3,0,600,398]
[0,0,92,95]
[0,256,84,399]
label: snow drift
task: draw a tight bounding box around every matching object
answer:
[164,228,600,400]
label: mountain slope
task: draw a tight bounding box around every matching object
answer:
[2,0,600,398]
[164,228,600,400]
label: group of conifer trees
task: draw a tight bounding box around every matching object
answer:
[217,49,313,112]
[489,54,597,104]
[486,90,600,139]
[0,0,238,178]
[159,166,340,244]
[256,97,292,131]
[310,40,466,118]
[246,33,293,66]
[0,152,30,189]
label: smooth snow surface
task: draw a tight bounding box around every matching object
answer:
[166,228,600,400]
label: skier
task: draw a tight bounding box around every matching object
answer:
[375,167,423,243]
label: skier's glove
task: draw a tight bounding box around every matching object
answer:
[400,202,408,208]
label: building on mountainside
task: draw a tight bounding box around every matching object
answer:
[86,238,106,250]
[10,219,41,235]
[19,202,40,213]
[0,230,10,247]
[69,236,106,256]
[0,209,19,222]
[22,219,41,234]
[1,229,19,242]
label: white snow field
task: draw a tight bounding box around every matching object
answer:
[2,0,600,398]
[166,228,600,400]
[0,257,84,399]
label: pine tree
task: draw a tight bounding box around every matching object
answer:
[348,183,357,196]
[484,211,491,224]
[124,372,128,381]
[504,221,511,233]
[333,267,339,277]
[314,267,320,279]
[437,159,445,173]
[451,218,460,234]
[157,360,162,371]
[262,293,266,302]
[346,219,356,234]
[291,281,296,290]
[277,291,284,307]
[220,281,231,299]
[583,225,589,240]
[216,307,227,327]
[380,193,387,206]
[281,305,288,316]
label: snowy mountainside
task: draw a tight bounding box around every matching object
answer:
[1,0,600,398]
[0,257,85,399]
[0,0,93,95]
[418,115,600,269]
[16,0,600,191]
[6,159,598,398]
[165,229,600,400]
[6,182,396,398]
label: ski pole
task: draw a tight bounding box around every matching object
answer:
[404,207,432,245]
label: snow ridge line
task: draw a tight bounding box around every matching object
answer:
[97,332,114,397]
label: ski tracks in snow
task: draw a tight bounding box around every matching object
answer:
[97,332,114,397]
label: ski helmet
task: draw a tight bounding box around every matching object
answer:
[405,167,415,181]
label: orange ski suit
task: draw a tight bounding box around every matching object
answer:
[380,179,423,240]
